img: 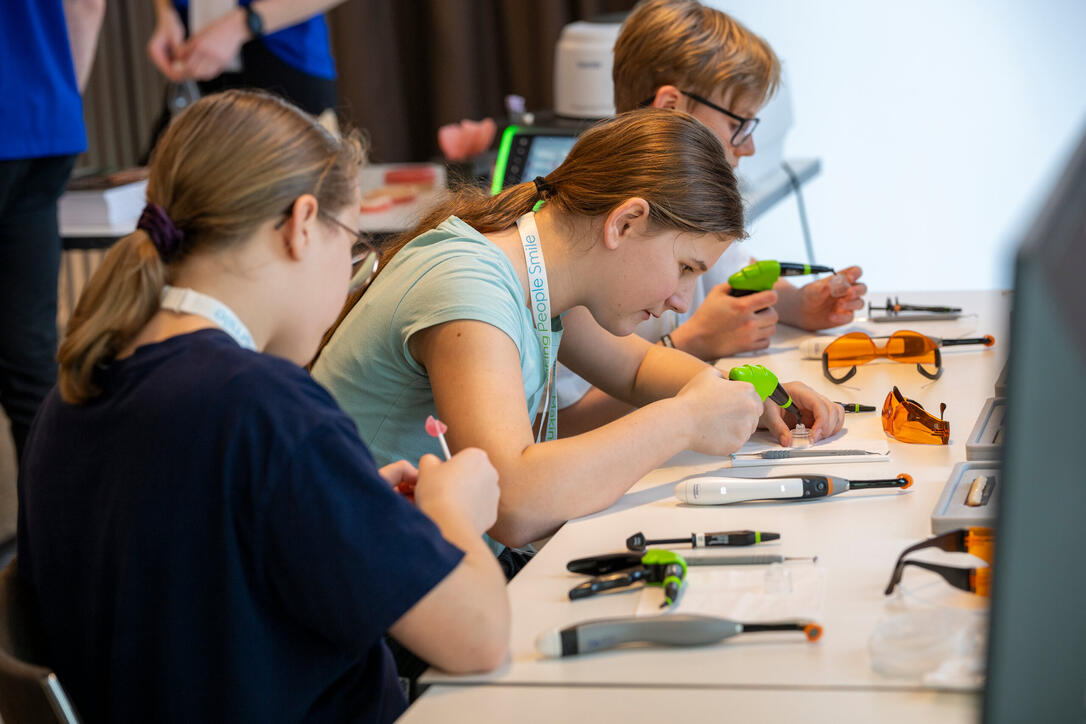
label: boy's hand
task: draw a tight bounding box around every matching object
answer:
[789,266,867,330]
[669,283,779,359]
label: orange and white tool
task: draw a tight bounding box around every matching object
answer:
[675,473,912,505]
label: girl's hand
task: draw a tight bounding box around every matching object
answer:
[379,460,420,502]
[674,367,763,456]
[413,448,500,536]
[760,381,844,446]
[793,266,867,330]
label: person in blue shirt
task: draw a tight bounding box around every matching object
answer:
[0,0,104,464]
[147,0,343,117]
[313,109,845,553]
[17,89,509,723]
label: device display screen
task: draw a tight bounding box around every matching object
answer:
[521,136,577,183]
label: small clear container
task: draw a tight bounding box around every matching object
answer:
[869,609,965,677]
[763,563,793,594]
[167,80,201,116]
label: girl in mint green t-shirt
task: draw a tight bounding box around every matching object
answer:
[314,109,844,550]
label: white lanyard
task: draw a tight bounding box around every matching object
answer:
[516,212,558,443]
[160,285,257,351]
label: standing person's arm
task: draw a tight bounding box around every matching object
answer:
[147,0,186,82]
[63,0,107,91]
[172,0,347,81]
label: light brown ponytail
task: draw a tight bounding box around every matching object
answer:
[315,107,744,361]
[382,108,743,276]
[57,231,167,402]
[57,89,365,403]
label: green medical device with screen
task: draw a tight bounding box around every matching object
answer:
[490,125,580,195]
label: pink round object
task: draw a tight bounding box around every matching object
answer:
[425,415,448,437]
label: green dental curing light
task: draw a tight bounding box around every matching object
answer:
[729,363,800,420]
[728,260,835,297]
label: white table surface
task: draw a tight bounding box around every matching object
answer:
[401,685,980,724]
[411,290,1007,721]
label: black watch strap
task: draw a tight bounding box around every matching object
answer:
[244,4,264,39]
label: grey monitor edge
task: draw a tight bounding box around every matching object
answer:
[982,122,1086,723]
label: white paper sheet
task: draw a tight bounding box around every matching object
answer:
[729,412,890,467]
[636,565,827,621]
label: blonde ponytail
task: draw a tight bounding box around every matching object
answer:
[57,231,166,403]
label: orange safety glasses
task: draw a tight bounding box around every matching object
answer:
[885,528,993,597]
[882,386,949,444]
[821,330,994,383]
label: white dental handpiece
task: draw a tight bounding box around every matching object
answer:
[675,474,912,505]
[677,476,812,504]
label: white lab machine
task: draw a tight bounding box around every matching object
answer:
[553,19,622,119]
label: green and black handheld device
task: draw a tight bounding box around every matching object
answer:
[728,363,801,422]
[727,260,835,297]
[567,549,687,608]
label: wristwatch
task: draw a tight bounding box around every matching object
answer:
[243,3,264,39]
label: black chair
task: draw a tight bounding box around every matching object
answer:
[0,559,82,723]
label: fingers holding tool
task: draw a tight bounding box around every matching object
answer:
[781,381,844,444]
[677,284,778,358]
[735,288,780,348]
[759,396,795,448]
[379,459,420,501]
[798,266,867,329]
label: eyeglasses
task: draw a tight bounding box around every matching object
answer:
[317,212,380,292]
[821,330,994,383]
[882,386,949,444]
[275,202,380,293]
[638,91,760,147]
[681,91,760,146]
[884,528,993,597]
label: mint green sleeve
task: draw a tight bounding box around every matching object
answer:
[392,254,529,373]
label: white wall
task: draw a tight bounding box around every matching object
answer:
[710,0,1086,291]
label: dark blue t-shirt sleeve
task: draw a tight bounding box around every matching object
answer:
[260,416,464,650]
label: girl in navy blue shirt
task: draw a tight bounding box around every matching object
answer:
[17,89,508,723]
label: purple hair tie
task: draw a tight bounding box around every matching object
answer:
[137,203,184,261]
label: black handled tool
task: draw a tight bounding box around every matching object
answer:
[626,530,779,551]
[869,296,962,316]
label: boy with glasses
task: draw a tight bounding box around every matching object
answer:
[558,0,867,433]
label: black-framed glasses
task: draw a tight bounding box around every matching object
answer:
[886,560,990,597]
[638,92,759,146]
[681,91,759,146]
[275,203,380,292]
[317,212,380,291]
[884,528,993,597]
